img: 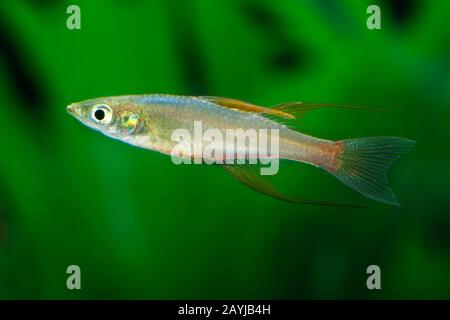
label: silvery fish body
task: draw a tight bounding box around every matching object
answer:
[68,94,414,206]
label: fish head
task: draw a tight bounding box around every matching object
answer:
[67,96,142,139]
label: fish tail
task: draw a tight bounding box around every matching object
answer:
[329,137,415,206]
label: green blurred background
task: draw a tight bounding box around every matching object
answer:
[0,0,449,299]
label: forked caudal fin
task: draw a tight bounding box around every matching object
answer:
[331,137,415,206]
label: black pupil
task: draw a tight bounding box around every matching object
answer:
[94,109,105,121]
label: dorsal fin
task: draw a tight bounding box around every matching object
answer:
[200,97,386,122]
[273,102,387,119]
[199,96,295,119]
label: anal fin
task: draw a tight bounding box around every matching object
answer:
[223,165,367,208]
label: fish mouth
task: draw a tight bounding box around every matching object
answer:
[67,104,75,114]
[67,103,82,118]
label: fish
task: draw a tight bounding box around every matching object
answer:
[67,94,415,207]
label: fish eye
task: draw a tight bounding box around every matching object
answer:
[91,104,113,125]
[94,109,105,120]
